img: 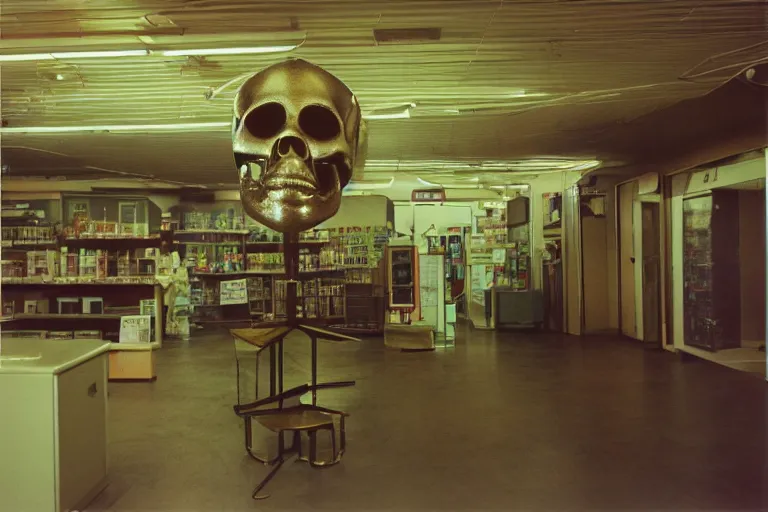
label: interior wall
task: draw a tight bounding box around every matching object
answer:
[618,182,638,338]
[670,174,687,350]
[529,171,581,292]
[394,204,414,236]
[581,216,611,333]
[591,176,620,332]
[563,184,582,335]
[738,190,766,342]
[317,195,393,229]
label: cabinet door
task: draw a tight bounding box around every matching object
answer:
[57,355,108,512]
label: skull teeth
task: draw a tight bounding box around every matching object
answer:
[269,177,316,191]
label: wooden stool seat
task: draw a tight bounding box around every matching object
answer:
[256,406,337,432]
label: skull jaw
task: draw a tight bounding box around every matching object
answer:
[239,177,341,233]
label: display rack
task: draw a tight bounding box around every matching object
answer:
[1,197,169,381]
[386,243,420,324]
[173,222,390,331]
[682,191,741,351]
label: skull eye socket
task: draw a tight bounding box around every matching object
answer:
[244,102,286,139]
[299,104,341,141]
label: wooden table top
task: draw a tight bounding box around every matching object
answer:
[229,327,292,349]
[299,324,361,343]
[230,324,360,350]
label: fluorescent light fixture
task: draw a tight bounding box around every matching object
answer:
[344,178,395,191]
[160,45,297,57]
[0,45,297,63]
[489,185,529,190]
[0,53,54,62]
[366,159,601,173]
[364,108,411,121]
[0,50,148,61]
[0,122,229,134]
[53,49,149,59]
[417,178,440,187]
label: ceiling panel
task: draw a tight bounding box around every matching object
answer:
[1,0,766,186]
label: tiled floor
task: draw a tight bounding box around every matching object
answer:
[88,326,767,511]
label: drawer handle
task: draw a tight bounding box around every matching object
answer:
[88,383,98,397]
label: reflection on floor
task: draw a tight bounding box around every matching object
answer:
[681,340,766,377]
[87,326,767,511]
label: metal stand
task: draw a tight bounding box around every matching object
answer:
[232,233,359,500]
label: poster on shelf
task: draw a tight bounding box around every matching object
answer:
[119,315,152,343]
[419,254,445,333]
[470,264,494,306]
[220,278,248,305]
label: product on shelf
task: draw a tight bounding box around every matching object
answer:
[1,225,56,245]
[246,252,283,272]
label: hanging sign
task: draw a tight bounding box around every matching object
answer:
[412,189,446,202]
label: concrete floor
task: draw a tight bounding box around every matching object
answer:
[88,326,767,511]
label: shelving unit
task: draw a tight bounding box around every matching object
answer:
[682,191,741,351]
[173,221,390,330]
[386,243,420,324]
[0,200,168,381]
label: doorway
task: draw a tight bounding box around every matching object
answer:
[641,201,662,346]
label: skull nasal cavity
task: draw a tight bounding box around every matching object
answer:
[299,104,341,141]
[244,102,286,139]
[277,136,308,159]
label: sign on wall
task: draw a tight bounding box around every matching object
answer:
[412,189,446,202]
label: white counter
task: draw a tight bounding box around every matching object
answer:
[0,338,110,374]
[0,338,110,512]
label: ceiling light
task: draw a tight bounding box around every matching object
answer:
[0,53,54,62]
[364,103,414,120]
[160,45,298,57]
[54,50,149,59]
[489,185,528,190]
[55,74,64,80]
[365,159,601,173]
[344,178,395,191]
[0,50,149,62]
[0,45,297,63]
[364,109,411,120]
[0,122,230,134]
[1,111,411,134]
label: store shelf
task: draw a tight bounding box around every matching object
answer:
[65,235,160,241]
[2,240,58,247]
[12,313,125,320]
[175,229,249,235]
[176,241,244,246]
[246,240,327,246]
[2,278,156,286]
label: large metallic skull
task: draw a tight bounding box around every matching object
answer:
[233,58,367,233]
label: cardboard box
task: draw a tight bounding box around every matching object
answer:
[57,297,81,314]
[82,297,104,314]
